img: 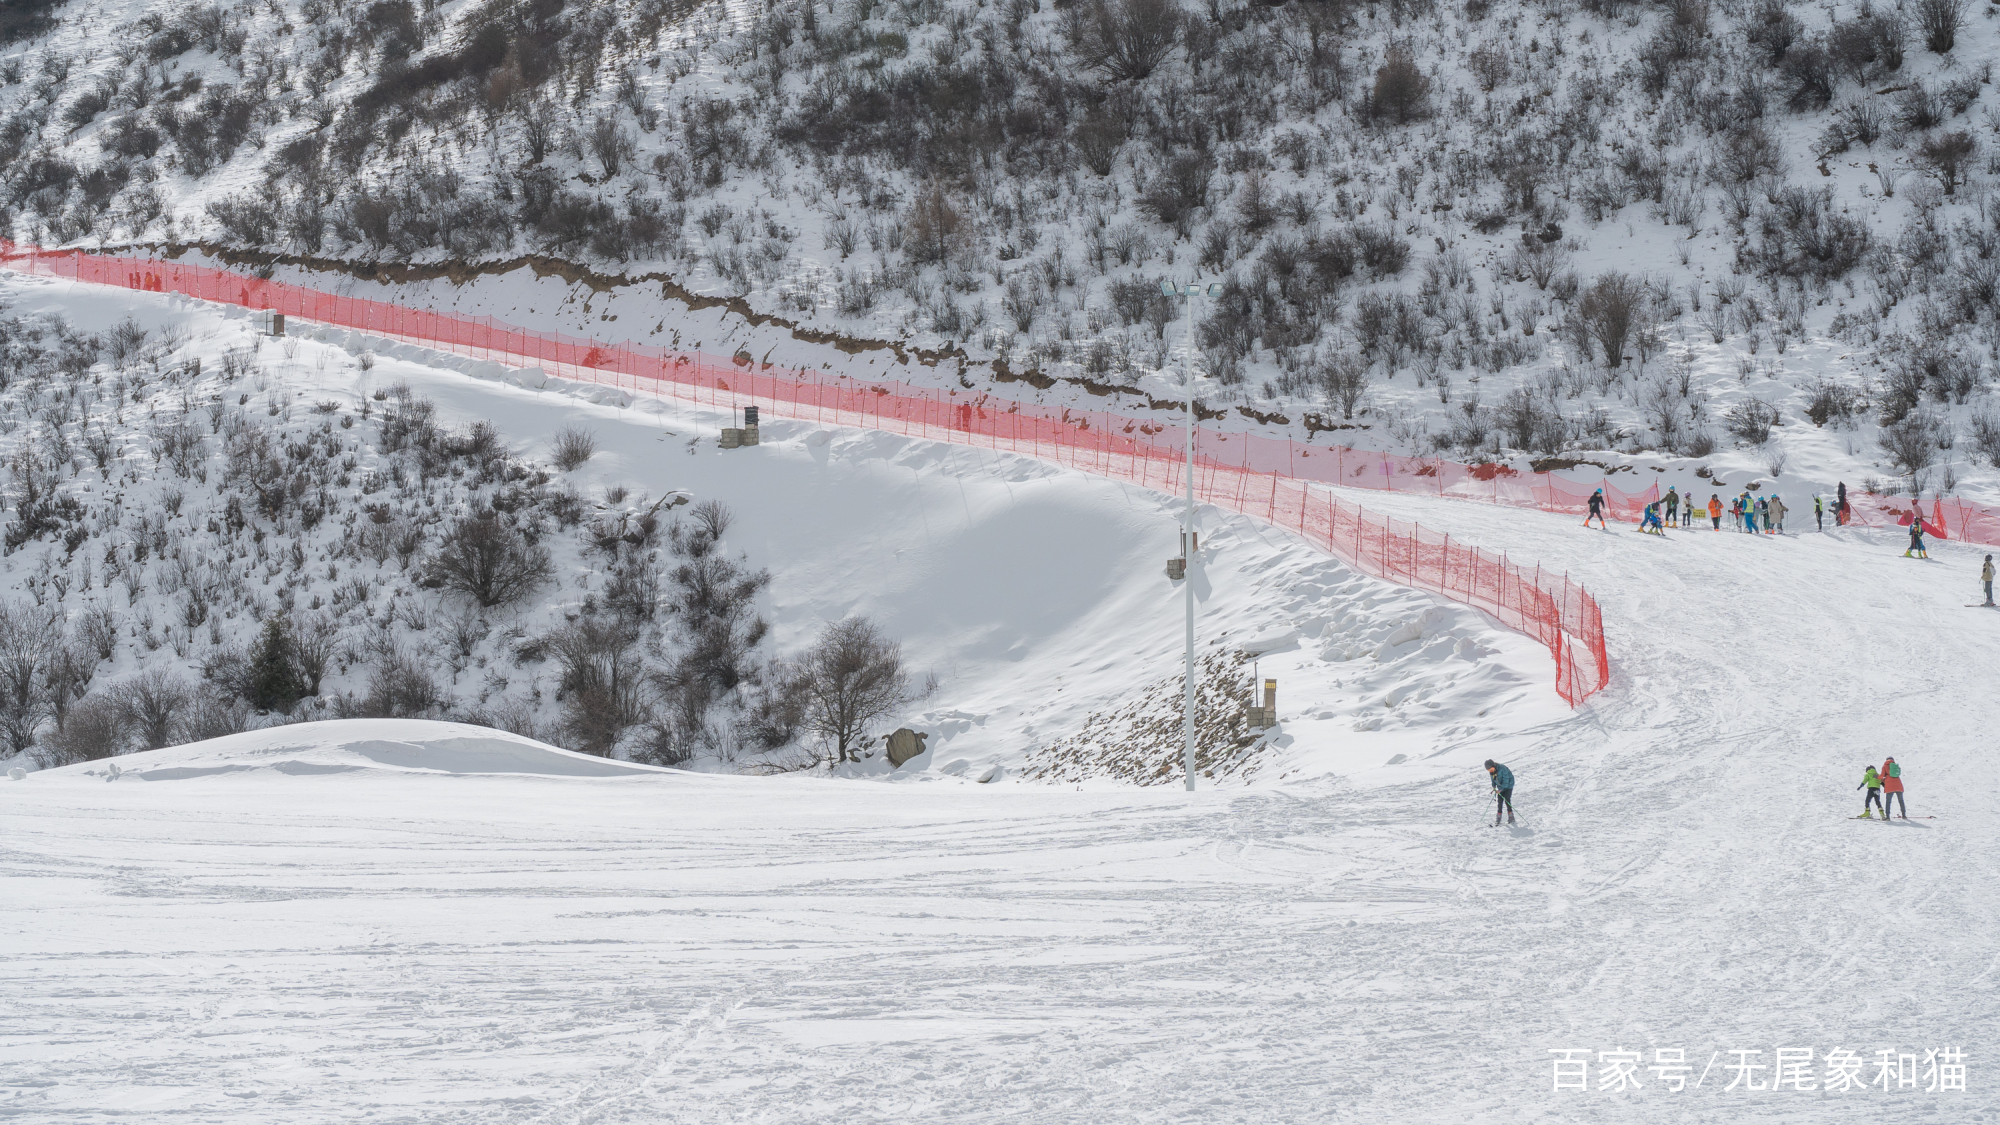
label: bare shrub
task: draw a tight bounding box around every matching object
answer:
[77,605,117,662]
[1803,378,1860,427]
[1138,153,1211,238]
[586,114,634,177]
[649,502,771,750]
[1467,43,1510,92]
[1370,46,1431,124]
[548,619,647,756]
[1725,399,1780,446]
[1914,131,1976,196]
[1072,0,1182,82]
[425,512,554,608]
[345,647,445,718]
[33,694,126,768]
[1830,10,1904,79]
[794,617,908,765]
[291,613,341,696]
[1879,411,1946,483]
[1968,408,2000,467]
[1496,387,1573,454]
[175,690,257,744]
[1913,0,1968,53]
[550,426,597,471]
[1781,36,1836,111]
[113,669,193,750]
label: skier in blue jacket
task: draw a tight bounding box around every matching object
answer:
[1485,759,1516,826]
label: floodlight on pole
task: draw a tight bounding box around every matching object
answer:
[1161,279,1219,792]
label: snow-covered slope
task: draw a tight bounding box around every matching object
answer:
[0,270,1559,778]
[5,505,1996,1120]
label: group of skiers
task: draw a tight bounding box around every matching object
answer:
[1623,487,1792,536]
[1857,758,1911,819]
[1597,483,1951,562]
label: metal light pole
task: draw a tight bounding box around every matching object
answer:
[1162,280,1218,792]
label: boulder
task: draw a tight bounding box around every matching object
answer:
[882,727,928,768]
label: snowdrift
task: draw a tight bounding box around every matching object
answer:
[38,720,673,782]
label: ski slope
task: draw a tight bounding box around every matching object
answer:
[5,483,1996,1121]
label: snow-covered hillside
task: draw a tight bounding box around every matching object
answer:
[7,0,2000,517]
[6,489,1997,1119]
[0,270,1557,778]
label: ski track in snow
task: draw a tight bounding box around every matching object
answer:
[2,290,1997,1120]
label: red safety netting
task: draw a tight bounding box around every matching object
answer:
[0,241,1611,705]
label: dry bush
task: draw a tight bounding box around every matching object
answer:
[1072,0,1182,82]
[1370,46,1431,124]
[32,694,126,768]
[1913,0,1968,53]
[426,512,554,608]
[550,426,597,471]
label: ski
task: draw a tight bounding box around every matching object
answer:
[1849,815,1936,820]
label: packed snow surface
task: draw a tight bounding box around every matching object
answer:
[7,501,2000,1121]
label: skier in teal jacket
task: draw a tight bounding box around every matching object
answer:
[1485,759,1516,826]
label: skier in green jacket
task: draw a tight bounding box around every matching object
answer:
[1857,765,1886,819]
[1485,759,1516,826]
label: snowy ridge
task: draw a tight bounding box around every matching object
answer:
[72,719,674,780]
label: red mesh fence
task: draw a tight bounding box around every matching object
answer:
[0,241,1610,704]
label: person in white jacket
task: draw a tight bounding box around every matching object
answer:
[1767,494,1787,534]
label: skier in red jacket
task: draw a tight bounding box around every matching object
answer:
[1881,757,1906,819]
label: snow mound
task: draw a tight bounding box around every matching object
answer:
[53,720,670,782]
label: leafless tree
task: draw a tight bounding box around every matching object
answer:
[795,617,907,765]
[0,600,59,753]
[1317,354,1369,419]
[1579,273,1647,368]
[1370,46,1431,124]
[904,183,967,265]
[113,669,193,750]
